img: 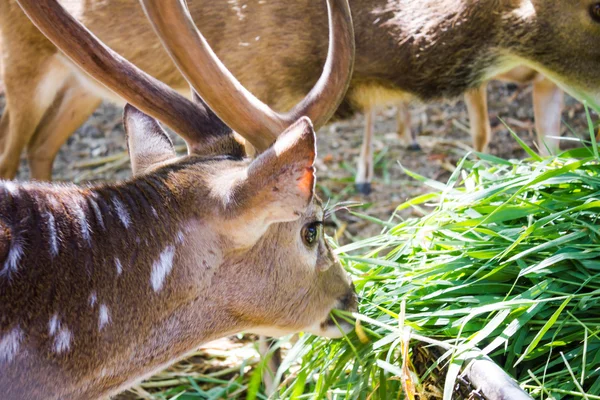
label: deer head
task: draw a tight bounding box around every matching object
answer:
[503,0,600,113]
[0,0,355,398]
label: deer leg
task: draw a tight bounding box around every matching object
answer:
[532,76,563,156]
[0,56,70,179]
[397,101,420,151]
[464,83,491,152]
[259,334,300,395]
[27,79,101,181]
[355,108,374,195]
[0,110,9,153]
[259,336,282,396]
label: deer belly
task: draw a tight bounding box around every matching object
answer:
[56,54,190,105]
[349,84,414,110]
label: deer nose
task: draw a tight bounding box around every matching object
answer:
[339,283,358,312]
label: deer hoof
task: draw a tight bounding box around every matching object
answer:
[355,182,372,195]
[407,143,422,152]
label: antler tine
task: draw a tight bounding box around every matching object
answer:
[140,0,354,152]
[15,0,234,152]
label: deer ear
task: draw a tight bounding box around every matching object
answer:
[234,117,316,224]
[124,104,177,175]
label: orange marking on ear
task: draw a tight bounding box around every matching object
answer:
[297,167,315,197]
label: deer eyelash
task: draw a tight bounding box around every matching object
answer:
[324,201,363,220]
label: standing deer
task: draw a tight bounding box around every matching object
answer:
[0,1,599,182]
[0,0,357,398]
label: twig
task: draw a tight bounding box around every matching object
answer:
[452,119,471,136]
[73,157,130,183]
[74,152,127,168]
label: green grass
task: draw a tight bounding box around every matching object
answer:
[130,119,600,400]
[268,142,600,399]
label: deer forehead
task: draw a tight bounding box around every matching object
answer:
[260,201,325,243]
[296,200,324,224]
[207,163,249,206]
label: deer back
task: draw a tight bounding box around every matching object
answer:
[2,0,599,122]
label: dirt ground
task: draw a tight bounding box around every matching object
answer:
[1,81,594,240]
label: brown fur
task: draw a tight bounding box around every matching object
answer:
[0,110,356,399]
[0,2,357,396]
[1,0,600,179]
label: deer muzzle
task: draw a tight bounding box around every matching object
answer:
[308,283,358,338]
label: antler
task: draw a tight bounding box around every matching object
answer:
[140,0,355,151]
[15,0,235,153]
[16,0,354,152]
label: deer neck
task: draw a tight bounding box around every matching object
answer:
[0,160,246,399]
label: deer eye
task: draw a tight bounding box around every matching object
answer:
[302,222,322,247]
[591,3,600,22]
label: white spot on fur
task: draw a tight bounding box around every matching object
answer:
[112,198,131,229]
[72,197,91,244]
[46,193,62,212]
[176,231,185,244]
[512,0,536,20]
[0,234,24,278]
[0,327,23,364]
[46,212,59,257]
[98,304,111,330]
[48,314,60,336]
[151,207,158,218]
[89,292,97,307]
[150,246,176,292]
[2,181,18,196]
[228,0,246,21]
[53,327,72,354]
[115,258,123,276]
[89,197,105,230]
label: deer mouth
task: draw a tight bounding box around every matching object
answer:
[308,285,358,338]
[338,284,358,312]
[305,316,351,338]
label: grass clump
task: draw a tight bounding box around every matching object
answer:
[270,144,600,399]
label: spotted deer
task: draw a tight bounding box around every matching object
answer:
[0,0,356,398]
[1,0,599,184]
